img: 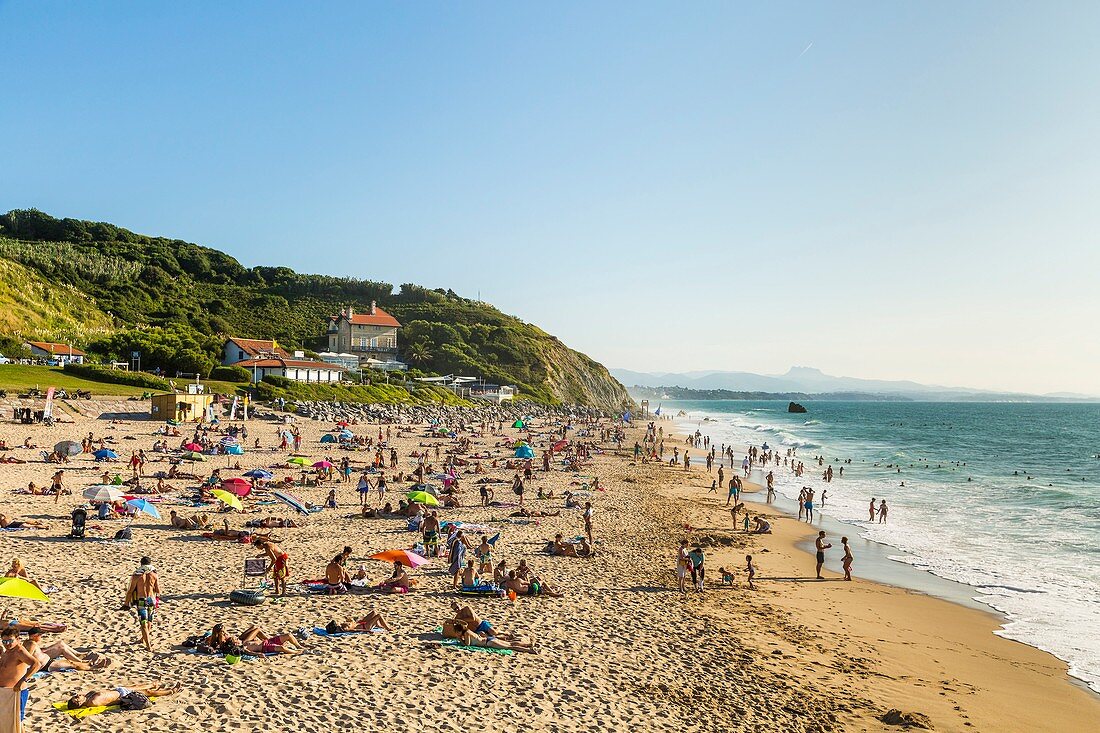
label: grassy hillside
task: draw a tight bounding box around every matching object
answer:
[0,210,631,409]
[0,365,153,396]
[0,257,113,340]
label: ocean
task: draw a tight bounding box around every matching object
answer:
[661,399,1100,693]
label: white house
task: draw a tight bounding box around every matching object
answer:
[223,338,345,383]
[25,341,85,365]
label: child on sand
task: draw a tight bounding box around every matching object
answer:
[746,555,756,590]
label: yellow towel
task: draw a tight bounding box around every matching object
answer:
[52,698,155,719]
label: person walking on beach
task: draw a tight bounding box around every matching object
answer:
[841,537,853,581]
[676,539,691,594]
[50,470,65,505]
[0,625,40,732]
[125,556,161,651]
[878,499,888,523]
[814,531,831,580]
[868,497,877,522]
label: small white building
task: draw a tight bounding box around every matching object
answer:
[25,341,85,364]
[238,356,346,384]
[223,338,345,383]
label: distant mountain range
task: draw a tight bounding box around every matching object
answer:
[611,366,1099,402]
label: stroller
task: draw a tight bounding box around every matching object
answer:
[69,507,87,539]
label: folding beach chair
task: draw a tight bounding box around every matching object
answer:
[243,558,268,590]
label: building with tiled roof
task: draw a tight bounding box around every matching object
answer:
[24,341,85,364]
[326,302,402,364]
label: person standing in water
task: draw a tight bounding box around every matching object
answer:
[878,499,888,523]
[814,531,831,580]
[841,537,853,581]
[868,498,877,522]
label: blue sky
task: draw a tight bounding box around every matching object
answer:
[2,2,1099,394]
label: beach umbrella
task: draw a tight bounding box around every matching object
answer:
[286,457,309,466]
[553,440,568,451]
[514,445,535,459]
[219,436,238,445]
[0,578,49,602]
[272,490,310,515]
[312,460,333,469]
[211,489,243,511]
[92,449,118,460]
[226,445,244,455]
[319,434,336,444]
[369,549,429,568]
[406,490,439,506]
[54,441,81,457]
[126,498,161,519]
[183,442,203,452]
[339,430,354,439]
[184,452,205,462]
[221,478,252,497]
[243,469,273,480]
[82,485,125,502]
[336,421,349,427]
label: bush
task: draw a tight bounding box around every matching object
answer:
[261,374,293,389]
[210,365,251,383]
[63,363,172,390]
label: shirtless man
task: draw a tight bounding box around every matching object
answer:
[814,531,832,580]
[254,539,289,596]
[125,557,160,651]
[62,681,181,711]
[0,626,40,729]
[448,601,522,642]
[422,511,441,558]
[841,536,853,581]
[582,502,594,543]
[51,469,65,504]
[502,570,563,599]
[460,560,479,588]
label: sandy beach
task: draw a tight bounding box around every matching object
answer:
[0,404,1096,733]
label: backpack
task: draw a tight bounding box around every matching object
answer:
[118,690,151,710]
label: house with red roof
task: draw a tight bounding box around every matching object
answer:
[326,301,402,364]
[24,341,85,364]
[222,337,345,383]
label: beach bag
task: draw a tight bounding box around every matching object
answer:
[118,690,151,710]
[114,527,133,540]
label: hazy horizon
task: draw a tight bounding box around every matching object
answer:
[2,2,1098,394]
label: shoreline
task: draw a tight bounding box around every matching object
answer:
[656,418,1100,730]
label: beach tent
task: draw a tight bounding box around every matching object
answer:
[92,449,118,461]
[512,420,525,429]
[226,445,245,455]
[320,434,337,444]
[515,445,535,459]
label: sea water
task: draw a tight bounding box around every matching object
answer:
[662,399,1100,693]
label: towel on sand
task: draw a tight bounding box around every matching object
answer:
[51,698,157,719]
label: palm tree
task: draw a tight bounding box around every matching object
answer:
[407,341,432,365]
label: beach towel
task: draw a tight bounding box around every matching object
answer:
[311,626,384,637]
[439,638,514,656]
[0,687,19,733]
[51,697,156,719]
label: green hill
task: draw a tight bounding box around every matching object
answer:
[0,209,630,409]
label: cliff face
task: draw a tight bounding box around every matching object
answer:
[0,210,630,410]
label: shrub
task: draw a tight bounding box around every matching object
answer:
[209,365,251,383]
[63,363,172,390]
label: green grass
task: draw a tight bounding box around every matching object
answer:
[0,365,152,396]
[0,365,246,398]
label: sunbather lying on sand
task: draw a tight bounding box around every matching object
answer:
[0,515,48,529]
[502,570,564,598]
[510,508,560,518]
[168,510,211,530]
[448,602,524,642]
[63,681,181,710]
[324,610,392,633]
[39,640,113,670]
[239,628,307,656]
[245,517,300,529]
[445,620,537,653]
